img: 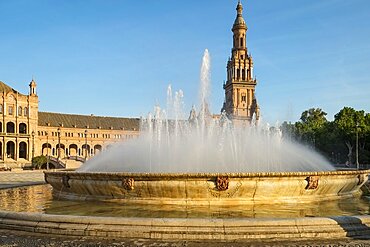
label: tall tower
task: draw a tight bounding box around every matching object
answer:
[222,1,260,124]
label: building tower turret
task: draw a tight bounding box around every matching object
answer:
[29,78,37,96]
[222,1,260,124]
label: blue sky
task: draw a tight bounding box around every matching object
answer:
[0,0,369,123]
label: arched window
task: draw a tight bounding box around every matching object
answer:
[19,123,27,134]
[24,107,29,117]
[242,69,245,80]
[241,93,246,102]
[8,106,13,115]
[18,106,22,116]
[237,69,240,79]
[0,122,2,133]
[6,122,15,133]
[240,37,243,47]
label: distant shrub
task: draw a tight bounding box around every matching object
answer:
[31,155,47,169]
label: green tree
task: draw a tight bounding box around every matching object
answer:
[333,107,366,165]
[280,121,297,141]
[295,108,328,148]
[361,113,370,163]
[31,155,47,169]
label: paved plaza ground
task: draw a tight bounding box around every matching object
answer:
[0,171,369,246]
[0,228,369,247]
[0,169,45,189]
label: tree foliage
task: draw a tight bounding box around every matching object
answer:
[294,108,327,148]
[281,107,370,166]
[31,155,47,169]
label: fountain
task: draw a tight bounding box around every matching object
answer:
[0,5,369,239]
[23,49,367,240]
[45,49,368,206]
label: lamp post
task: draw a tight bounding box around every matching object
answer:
[57,127,61,162]
[46,131,49,170]
[84,129,88,161]
[356,122,359,170]
[31,131,35,161]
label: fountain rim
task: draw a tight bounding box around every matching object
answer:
[45,169,370,179]
[1,209,369,240]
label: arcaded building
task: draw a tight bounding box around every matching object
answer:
[0,80,38,165]
[0,79,139,168]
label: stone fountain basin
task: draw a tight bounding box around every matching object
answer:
[45,169,370,205]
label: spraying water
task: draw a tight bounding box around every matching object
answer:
[78,49,333,173]
[199,49,211,121]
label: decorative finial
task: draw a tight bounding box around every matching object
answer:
[236,0,243,16]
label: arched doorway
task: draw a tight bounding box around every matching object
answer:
[19,123,27,134]
[19,142,27,159]
[94,144,102,155]
[6,141,15,159]
[82,144,90,157]
[69,144,78,156]
[56,144,65,158]
[6,122,15,133]
[42,143,52,156]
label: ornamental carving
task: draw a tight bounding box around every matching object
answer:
[357,174,365,185]
[216,176,229,191]
[305,176,319,190]
[62,175,70,188]
[122,178,135,190]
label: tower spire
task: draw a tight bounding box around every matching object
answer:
[221,1,259,124]
[29,77,37,96]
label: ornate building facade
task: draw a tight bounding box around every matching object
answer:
[222,1,260,124]
[0,80,139,169]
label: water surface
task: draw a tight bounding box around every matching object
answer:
[0,185,368,219]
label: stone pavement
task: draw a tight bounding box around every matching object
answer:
[0,170,45,189]
[0,229,369,247]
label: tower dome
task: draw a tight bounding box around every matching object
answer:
[233,1,247,28]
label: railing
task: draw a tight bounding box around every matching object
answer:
[47,156,66,168]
